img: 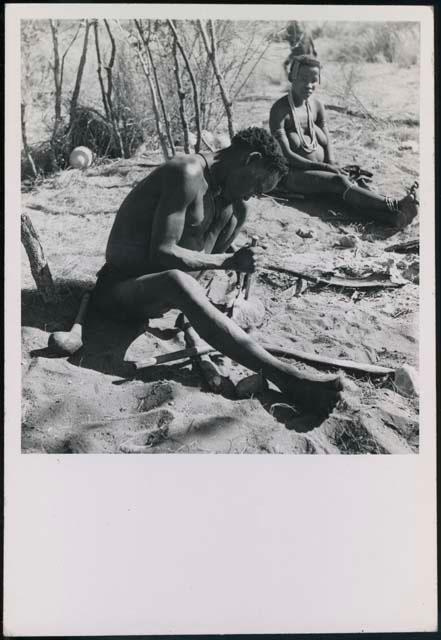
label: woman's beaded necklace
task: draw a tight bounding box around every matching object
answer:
[288,87,318,154]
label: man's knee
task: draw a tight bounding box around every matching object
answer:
[164,269,203,300]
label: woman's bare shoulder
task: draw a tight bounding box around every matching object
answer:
[270,94,290,115]
[310,96,325,111]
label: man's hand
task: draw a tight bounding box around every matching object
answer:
[223,244,265,273]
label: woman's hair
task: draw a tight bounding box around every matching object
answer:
[232,127,289,177]
[289,55,321,82]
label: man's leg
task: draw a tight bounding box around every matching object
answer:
[106,269,344,415]
[286,170,418,227]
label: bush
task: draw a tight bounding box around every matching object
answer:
[321,22,420,65]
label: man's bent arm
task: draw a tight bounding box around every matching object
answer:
[212,200,248,254]
[149,166,231,272]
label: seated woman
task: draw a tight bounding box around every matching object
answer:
[269,55,418,228]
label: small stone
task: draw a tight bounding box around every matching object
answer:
[398,141,418,153]
[334,235,359,249]
[394,365,419,398]
[296,228,314,239]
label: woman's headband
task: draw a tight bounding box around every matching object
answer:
[289,55,321,84]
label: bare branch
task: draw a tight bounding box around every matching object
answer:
[103,19,125,157]
[172,39,191,153]
[168,19,202,152]
[118,21,170,160]
[21,103,38,178]
[135,19,175,155]
[60,22,82,89]
[233,35,273,100]
[93,20,109,119]
[69,19,91,126]
[198,19,234,139]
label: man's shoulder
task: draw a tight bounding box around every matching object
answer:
[166,154,204,180]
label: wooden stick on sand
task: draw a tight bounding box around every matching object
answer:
[134,341,395,377]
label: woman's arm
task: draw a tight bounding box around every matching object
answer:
[316,100,336,165]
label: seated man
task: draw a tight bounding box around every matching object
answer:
[93,127,344,415]
[270,55,419,228]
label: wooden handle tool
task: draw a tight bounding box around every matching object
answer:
[243,236,258,300]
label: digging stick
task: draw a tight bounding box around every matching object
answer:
[133,345,215,368]
[48,292,91,355]
[264,264,402,289]
[135,341,395,376]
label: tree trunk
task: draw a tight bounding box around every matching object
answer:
[69,19,91,127]
[21,103,38,179]
[49,19,63,170]
[21,213,56,302]
[103,19,125,157]
[93,20,110,119]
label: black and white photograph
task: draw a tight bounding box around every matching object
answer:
[4,3,437,636]
[19,11,424,455]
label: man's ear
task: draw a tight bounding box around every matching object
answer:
[245,151,262,165]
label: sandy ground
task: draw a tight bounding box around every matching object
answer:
[21,54,420,454]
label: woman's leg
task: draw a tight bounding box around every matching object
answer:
[286,170,418,227]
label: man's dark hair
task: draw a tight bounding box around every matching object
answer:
[232,127,288,177]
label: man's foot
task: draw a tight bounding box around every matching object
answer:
[275,372,345,417]
[394,183,419,229]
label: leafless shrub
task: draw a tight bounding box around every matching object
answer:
[321,22,419,65]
